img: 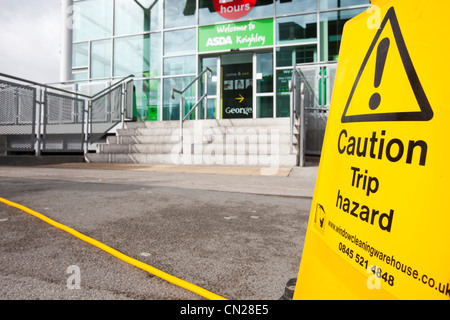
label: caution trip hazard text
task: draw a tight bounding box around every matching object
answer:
[335,129,428,233]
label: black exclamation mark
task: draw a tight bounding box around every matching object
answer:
[369,37,390,110]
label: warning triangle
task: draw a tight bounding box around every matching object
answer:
[341,7,433,123]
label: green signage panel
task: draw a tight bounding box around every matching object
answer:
[199,19,273,53]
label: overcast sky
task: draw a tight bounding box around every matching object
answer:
[0,0,61,84]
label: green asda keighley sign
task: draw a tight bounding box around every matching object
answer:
[198,18,273,53]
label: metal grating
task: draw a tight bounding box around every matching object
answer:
[43,91,85,152]
[294,63,337,156]
[124,80,134,120]
[0,73,134,155]
[89,85,123,143]
[0,80,36,152]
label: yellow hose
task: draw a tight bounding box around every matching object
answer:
[0,197,227,300]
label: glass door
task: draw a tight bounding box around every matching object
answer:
[200,56,218,119]
[201,50,274,119]
[255,51,274,118]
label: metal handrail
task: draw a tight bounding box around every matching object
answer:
[91,74,134,100]
[183,93,208,122]
[290,62,338,165]
[88,76,135,146]
[289,68,305,167]
[170,67,212,98]
[170,68,212,153]
[0,72,134,100]
[0,72,91,99]
[0,72,135,155]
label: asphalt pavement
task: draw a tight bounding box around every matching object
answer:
[0,161,318,301]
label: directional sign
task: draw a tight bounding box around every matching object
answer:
[294,0,450,300]
[222,63,252,119]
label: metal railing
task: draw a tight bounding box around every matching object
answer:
[0,72,134,156]
[88,74,134,146]
[289,68,305,167]
[289,62,337,163]
[170,68,212,153]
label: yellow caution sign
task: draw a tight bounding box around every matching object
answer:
[294,0,450,300]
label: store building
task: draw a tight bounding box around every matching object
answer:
[62,0,370,123]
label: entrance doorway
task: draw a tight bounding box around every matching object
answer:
[200,50,274,120]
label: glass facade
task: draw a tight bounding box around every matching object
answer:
[71,0,370,122]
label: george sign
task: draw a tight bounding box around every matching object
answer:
[213,0,256,20]
[294,0,450,300]
[198,19,273,53]
[222,63,252,119]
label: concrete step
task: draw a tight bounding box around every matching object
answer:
[107,133,298,145]
[85,152,298,167]
[98,142,296,155]
[98,143,179,154]
[124,118,291,129]
[89,118,299,167]
[117,125,294,137]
